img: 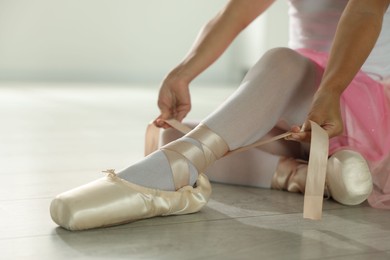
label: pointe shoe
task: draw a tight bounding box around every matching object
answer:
[326,150,373,205]
[271,157,308,194]
[271,150,373,205]
[51,123,229,231]
[50,170,211,231]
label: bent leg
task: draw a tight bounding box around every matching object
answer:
[118,48,322,191]
[160,121,280,188]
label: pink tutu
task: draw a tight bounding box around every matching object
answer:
[297,48,390,209]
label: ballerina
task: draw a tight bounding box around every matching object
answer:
[51,0,390,230]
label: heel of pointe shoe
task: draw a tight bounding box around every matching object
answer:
[271,157,308,194]
[326,150,373,205]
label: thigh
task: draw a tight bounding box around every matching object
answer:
[204,48,323,149]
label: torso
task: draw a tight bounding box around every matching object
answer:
[288,0,390,81]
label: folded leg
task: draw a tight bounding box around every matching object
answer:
[160,121,301,188]
[118,47,321,190]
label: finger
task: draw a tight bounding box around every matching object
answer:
[286,120,313,142]
[155,101,174,126]
[154,116,171,129]
[153,117,164,127]
[175,97,191,122]
[285,131,312,143]
[176,107,191,122]
[159,105,172,119]
[157,94,174,119]
[297,131,312,143]
[290,125,302,133]
[300,120,312,132]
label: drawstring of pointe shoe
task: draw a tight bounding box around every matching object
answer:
[102,169,117,178]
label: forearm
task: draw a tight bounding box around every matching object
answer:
[168,0,274,84]
[319,0,390,95]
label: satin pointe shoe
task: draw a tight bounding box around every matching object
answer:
[271,150,373,205]
[50,171,212,231]
[50,123,228,231]
[326,150,373,205]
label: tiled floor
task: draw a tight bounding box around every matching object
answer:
[1,83,389,260]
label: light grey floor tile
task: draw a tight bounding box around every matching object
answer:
[1,216,387,260]
[1,84,389,260]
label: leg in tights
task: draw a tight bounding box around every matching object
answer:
[204,47,320,150]
[118,48,323,190]
[160,121,283,188]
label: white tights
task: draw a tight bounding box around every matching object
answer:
[118,48,322,190]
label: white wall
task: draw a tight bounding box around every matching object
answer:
[232,0,289,79]
[0,0,288,85]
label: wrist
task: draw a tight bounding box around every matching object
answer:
[317,82,345,97]
[166,64,196,85]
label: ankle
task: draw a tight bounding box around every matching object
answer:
[186,123,229,164]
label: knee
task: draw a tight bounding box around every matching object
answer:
[264,47,297,57]
[263,47,311,69]
[244,47,313,81]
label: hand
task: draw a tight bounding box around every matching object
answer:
[154,72,192,128]
[287,88,344,142]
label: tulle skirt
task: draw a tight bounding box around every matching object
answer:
[297,48,390,209]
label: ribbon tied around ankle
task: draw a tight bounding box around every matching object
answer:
[145,119,329,220]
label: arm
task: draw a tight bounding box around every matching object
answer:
[169,0,275,84]
[155,0,275,127]
[292,0,390,141]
